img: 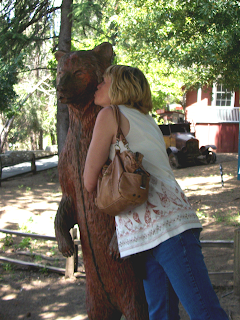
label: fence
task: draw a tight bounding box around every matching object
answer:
[0,149,58,186]
[0,227,82,278]
[0,228,240,294]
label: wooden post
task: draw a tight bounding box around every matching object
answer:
[238,110,240,180]
[234,228,240,295]
[0,156,2,187]
[65,228,78,278]
[31,152,36,174]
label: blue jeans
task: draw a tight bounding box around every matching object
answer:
[143,229,229,320]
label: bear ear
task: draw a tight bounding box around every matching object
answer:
[93,42,113,62]
[55,51,67,61]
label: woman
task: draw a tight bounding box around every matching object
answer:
[84,65,229,320]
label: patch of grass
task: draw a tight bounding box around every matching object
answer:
[196,209,208,221]
[50,245,58,256]
[34,255,42,262]
[213,211,240,226]
[227,213,240,226]
[1,234,13,247]
[18,184,31,192]
[53,259,60,267]
[2,263,14,272]
[16,237,32,250]
[19,224,37,236]
[213,212,224,223]
[40,266,48,275]
[19,225,30,233]
[27,216,34,223]
[47,169,53,176]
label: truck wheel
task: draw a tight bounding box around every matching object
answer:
[168,153,180,169]
[206,152,217,164]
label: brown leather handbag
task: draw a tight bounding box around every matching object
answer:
[95,105,150,216]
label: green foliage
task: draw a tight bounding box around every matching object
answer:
[0,55,23,116]
[2,234,13,247]
[7,47,57,149]
[2,262,14,271]
[40,266,49,274]
[167,0,240,89]
[50,245,58,256]
[213,211,240,226]
[72,0,103,36]
[0,0,58,62]
[72,0,119,45]
[47,55,58,81]
[34,254,42,262]
[28,216,34,223]
[196,209,208,221]
[17,237,32,250]
[114,0,240,90]
[71,0,190,108]
[19,224,31,233]
[0,0,59,146]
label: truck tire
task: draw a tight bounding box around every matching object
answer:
[168,153,180,169]
[206,151,217,164]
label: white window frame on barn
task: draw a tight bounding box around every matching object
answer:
[211,83,235,107]
[192,85,239,123]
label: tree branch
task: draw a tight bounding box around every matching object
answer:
[17,6,61,34]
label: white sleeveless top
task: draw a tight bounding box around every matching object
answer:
[109,105,202,258]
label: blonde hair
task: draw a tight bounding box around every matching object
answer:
[103,65,153,114]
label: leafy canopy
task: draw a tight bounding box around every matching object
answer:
[0,55,24,116]
[0,0,60,61]
[72,0,240,111]
[71,0,185,110]
[0,0,60,116]
[115,0,240,90]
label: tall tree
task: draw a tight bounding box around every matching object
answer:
[57,0,73,155]
[0,0,61,62]
[0,0,61,151]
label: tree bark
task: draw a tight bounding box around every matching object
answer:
[57,0,73,155]
[0,116,15,153]
[39,129,43,150]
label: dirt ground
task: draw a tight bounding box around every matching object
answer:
[0,153,240,319]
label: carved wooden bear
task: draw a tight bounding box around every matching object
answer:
[54,42,149,320]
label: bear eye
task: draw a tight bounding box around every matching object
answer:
[74,70,82,76]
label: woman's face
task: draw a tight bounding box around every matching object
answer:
[94,77,112,108]
[94,76,112,107]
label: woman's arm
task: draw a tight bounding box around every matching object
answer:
[84,107,117,192]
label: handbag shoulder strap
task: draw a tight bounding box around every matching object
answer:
[111,105,128,146]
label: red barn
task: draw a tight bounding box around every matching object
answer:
[185,84,239,153]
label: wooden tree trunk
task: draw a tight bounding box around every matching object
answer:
[57,0,73,155]
[39,129,43,150]
[51,131,56,145]
[0,116,15,153]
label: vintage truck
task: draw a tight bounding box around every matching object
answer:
[159,122,217,168]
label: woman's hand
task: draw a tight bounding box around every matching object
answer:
[83,107,117,192]
[109,230,129,262]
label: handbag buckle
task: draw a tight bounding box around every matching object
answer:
[115,139,121,150]
[140,174,148,190]
[135,167,148,190]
